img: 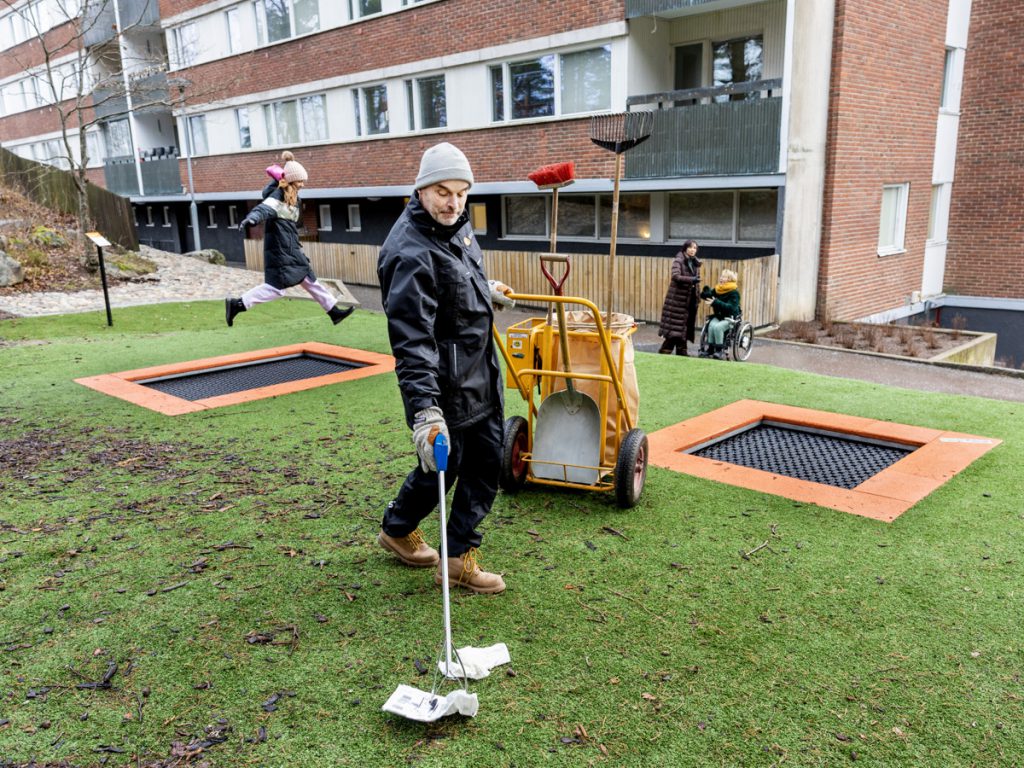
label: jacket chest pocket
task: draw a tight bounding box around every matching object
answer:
[436,262,470,324]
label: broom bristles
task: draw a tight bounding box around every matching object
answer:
[528,161,576,189]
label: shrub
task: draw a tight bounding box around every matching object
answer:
[950,314,968,340]
[921,327,940,350]
[20,247,48,268]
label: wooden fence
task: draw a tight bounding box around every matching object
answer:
[244,239,779,328]
[0,147,138,250]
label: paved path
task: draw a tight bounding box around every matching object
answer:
[3,249,1022,403]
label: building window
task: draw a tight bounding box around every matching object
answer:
[236,108,251,149]
[492,46,611,122]
[490,66,504,121]
[262,94,327,146]
[560,46,611,114]
[85,131,103,164]
[406,75,446,130]
[255,0,319,45]
[504,194,651,241]
[712,35,764,101]
[927,183,949,243]
[737,189,776,241]
[171,22,199,68]
[355,84,388,136]
[162,206,172,227]
[878,183,909,256]
[105,118,132,157]
[228,205,239,228]
[207,205,217,228]
[188,115,208,155]
[145,206,154,226]
[225,7,241,53]
[347,204,361,231]
[668,189,777,243]
[351,0,381,19]
[132,205,139,226]
[470,203,487,235]
[318,204,332,231]
[510,56,554,119]
[940,48,956,110]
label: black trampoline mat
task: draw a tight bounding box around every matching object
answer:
[692,422,914,489]
[138,354,365,401]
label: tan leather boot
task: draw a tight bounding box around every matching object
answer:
[377,529,439,567]
[435,549,506,594]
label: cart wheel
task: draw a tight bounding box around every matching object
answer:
[615,428,648,508]
[732,322,754,361]
[499,416,529,492]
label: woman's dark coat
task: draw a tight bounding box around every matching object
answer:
[658,251,701,343]
[246,181,315,289]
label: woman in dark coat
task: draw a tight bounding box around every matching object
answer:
[657,240,701,355]
[224,151,354,327]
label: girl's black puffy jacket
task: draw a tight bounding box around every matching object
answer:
[246,181,315,289]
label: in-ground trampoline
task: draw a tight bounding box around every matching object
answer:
[75,343,394,415]
[648,400,1000,522]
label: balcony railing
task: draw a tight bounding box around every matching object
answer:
[83,0,161,47]
[103,154,182,197]
[624,79,783,178]
[625,0,760,18]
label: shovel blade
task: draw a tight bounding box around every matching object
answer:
[531,391,602,485]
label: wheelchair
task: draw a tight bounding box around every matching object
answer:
[697,313,754,361]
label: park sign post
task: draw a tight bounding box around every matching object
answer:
[85,231,113,327]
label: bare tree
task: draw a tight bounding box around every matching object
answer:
[0,0,226,263]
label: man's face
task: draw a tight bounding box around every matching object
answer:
[419,181,470,227]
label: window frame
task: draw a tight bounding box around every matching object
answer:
[162,205,172,227]
[666,189,778,245]
[206,204,217,228]
[261,93,327,146]
[228,205,239,228]
[490,44,612,123]
[318,203,332,231]
[346,203,361,232]
[235,107,251,149]
[187,114,208,156]
[145,206,154,226]
[877,182,910,257]
[405,73,447,131]
[354,84,389,136]
[254,0,320,46]
[171,21,199,68]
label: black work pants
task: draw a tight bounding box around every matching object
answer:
[382,407,503,558]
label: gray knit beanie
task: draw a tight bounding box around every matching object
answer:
[415,142,474,190]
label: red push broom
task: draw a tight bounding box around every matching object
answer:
[528,161,575,254]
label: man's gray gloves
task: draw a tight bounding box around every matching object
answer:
[488,280,515,311]
[412,406,449,472]
[238,217,256,231]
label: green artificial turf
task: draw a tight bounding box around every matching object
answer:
[1,299,1022,767]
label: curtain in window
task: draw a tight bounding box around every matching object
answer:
[878,187,900,249]
[294,0,319,34]
[301,95,327,141]
[510,56,554,119]
[236,108,251,148]
[189,116,208,155]
[274,100,300,145]
[490,66,504,121]
[712,36,763,101]
[561,46,611,115]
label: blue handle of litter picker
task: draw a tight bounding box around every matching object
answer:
[433,433,449,472]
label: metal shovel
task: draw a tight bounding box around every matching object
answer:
[530,255,602,485]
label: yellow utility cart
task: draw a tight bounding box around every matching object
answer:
[493,254,648,508]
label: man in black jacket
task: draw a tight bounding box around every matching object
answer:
[376,142,513,595]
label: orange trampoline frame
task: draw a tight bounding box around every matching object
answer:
[648,399,1000,522]
[75,342,394,416]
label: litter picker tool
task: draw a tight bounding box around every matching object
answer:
[589,111,654,319]
[382,434,510,722]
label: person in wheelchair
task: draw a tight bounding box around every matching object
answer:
[699,269,741,359]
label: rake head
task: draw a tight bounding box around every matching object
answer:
[589,111,655,154]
